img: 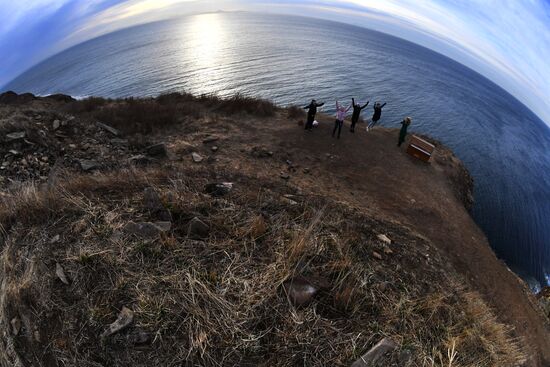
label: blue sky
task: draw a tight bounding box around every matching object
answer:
[1,0,549,124]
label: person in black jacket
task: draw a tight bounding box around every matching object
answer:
[398,117,412,146]
[303,99,325,131]
[367,102,387,130]
[350,98,369,132]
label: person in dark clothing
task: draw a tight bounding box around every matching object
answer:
[350,98,369,132]
[398,117,412,146]
[367,102,387,130]
[303,99,325,130]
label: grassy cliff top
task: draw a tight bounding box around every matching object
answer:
[0,92,548,366]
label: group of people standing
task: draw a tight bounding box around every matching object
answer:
[303,97,411,146]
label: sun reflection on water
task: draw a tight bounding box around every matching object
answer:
[185,13,228,94]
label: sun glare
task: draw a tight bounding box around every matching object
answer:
[185,13,227,92]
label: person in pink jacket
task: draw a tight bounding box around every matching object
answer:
[332,100,351,139]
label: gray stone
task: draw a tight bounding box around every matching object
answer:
[55,263,70,285]
[211,146,219,152]
[129,154,153,166]
[6,131,26,141]
[96,121,121,136]
[187,217,210,239]
[143,187,172,221]
[143,187,162,210]
[283,276,318,307]
[202,136,219,144]
[79,159,100,171]
[10,317,21,336]
[127,329,151,345]
[101,306,134,338]
[377,234,392,245]
[191,152,203,163]
[124,221,171,239]
[204,182,233,197]
[145,143,168,158]
[52,119,61,130]
[351,338,398,367]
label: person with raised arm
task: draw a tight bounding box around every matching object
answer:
[303,99,325,131]
[332,100,352,139]
[367,101,387,131]
[350,97,369,132]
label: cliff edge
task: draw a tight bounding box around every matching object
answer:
[0,92,548,367]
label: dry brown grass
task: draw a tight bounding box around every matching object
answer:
[287,105,306,120]
[0,166,526,367]
[62,93,277,134]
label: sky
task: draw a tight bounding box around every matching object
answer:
[0,0,549,125]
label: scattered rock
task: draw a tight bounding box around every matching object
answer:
[211,146,219,152]
[204,182,233,197]
[202,136,219,144]
[282,276,319,307]
[101,307,134,338]
[377,234,392,244]
[143,187,172,221]
[145,143,168,158]
[187,217,210,239]
[351,337,398,367]
[55,263,70,285]
[129,154,153,166]
[6,131,26,142]
[127,329,151,345]
[50,234,60,244]
[52,119,61,130]
[282,197,298,206]
[372,251,383,260]
[123,221,171,239]
[96,122,121,136]
[303,167,310,174]
[280,173,290,180]
[79,159,100,171]
[10,317,21,336]
[192,152,203,163]
[383,247,394,255]
[251,146,273,158]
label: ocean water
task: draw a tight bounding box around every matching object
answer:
[4,13,550,288]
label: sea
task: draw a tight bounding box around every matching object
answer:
[4,12,550,290]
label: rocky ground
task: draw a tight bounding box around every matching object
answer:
[0,91,549,367]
